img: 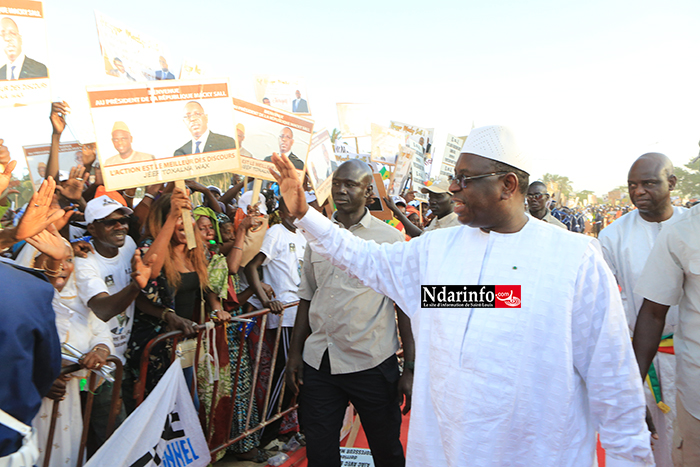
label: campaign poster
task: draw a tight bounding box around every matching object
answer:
[387,145,413,197]
[370,123,404,165]
[0,0,50,107]
[95,11,173,82]
[254,75,310,115]
[411,148,428,201]
[438,134,466,179]
[307,129,337,205]
[23,141,82,191]
[336,103,372,138]
[232,97,313,182]
[87,79,240,191]
[389,121,435,156]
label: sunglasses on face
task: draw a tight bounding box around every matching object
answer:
[95,216,131,228]
[448,171,509,189]
[526,193,548,200]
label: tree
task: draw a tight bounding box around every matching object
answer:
[542,173,573,198]
[674,158,700,199]
[330,128,342,144]
[574,190,594,205]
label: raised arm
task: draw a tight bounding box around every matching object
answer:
[47,101,69,181]
[142,188,190,279]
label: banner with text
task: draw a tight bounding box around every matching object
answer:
[254,75,310,115]
[438,134,466,179]
[389,121,434,156]
[307,129,337,205]
[387,145,413,197]
[0,0,50,107]
[87,79,240,191]
[232,97,313,182]
[337,103,372,138]
[95,11,173,82]
[84,360,210,467]
[23,141,82,191]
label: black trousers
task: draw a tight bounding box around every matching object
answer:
[299,352,405,467]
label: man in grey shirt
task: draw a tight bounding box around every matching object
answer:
[285,160,414,467]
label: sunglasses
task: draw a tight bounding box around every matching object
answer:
[95,216,131,227]
[526,193,548,200]
[448,171,509,189]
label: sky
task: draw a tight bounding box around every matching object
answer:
[3,0,700,195]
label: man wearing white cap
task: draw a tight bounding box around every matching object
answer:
[103,122,155,167]
[269,125,653,466]
[421,177,460,231]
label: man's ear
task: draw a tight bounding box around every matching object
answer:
[668,174,677,191]
[501,173,519,200]
[86,223,96,236]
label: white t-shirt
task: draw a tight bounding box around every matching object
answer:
[259,224,306,328]
[75,236,136,363]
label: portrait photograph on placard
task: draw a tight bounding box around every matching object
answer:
[253,75,311,115]
[23,141,83,191]
[232,97,313,182]
[306,129,337,205]
[87,79,240,191]
[0,0,51,107]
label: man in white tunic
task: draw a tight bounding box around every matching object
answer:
[269,125,654,467]
[598,153,685,466]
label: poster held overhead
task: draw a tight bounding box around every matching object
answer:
[306,129,337,205]
[389,121,434,155]
[438,133,466,179]
[370,123,403,165]
[95,11,171,82]
[87,79,240,191]
[232,97,313,182]
[336,103,372,139]
[387,145,413,197]
[23,141,82,191]
[0,0,51,107]
[254,75,310,115]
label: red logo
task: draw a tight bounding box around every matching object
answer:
[494,285,521,308]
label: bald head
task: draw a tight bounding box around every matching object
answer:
[335,159,373,185]
[627,152,677,222]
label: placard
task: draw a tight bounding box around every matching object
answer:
[370,123,404,165]
[232,97,313,182]
[254,75,310,115]
[336,103,372,138]
[95,11,172,82]
[340,447,375,467]
[389,121,434,155]
[438,134,466,179]
[87,79,240,191]
[307,129,337,205]
[23,141,82,191]
[0,0,50,107]
[387,145,413,197]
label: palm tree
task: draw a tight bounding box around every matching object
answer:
[542,173,573,198]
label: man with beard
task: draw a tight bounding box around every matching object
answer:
[264,127,304,170]
[0,17,47,80]
[270,125,653,466]
[174,101,236,156]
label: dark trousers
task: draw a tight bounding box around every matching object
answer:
[299,352,405,467]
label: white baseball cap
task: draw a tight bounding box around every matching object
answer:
[461,125,530,175]
[85,195,133,224]
[391,195,406,206]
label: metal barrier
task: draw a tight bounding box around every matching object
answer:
[42,355,123,467]
[134,302,300,458]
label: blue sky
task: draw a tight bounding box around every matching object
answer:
[4,0,700,194]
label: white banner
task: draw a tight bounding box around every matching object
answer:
[84,360,210,467]
[438,134,466,179]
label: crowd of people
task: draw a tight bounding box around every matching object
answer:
[0,106,699,467]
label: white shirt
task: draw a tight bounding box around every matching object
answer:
[635,204,700,420]
[4,52,25,80]
[191,129,210,154]
[295,207,653,467]
[75,237,137,363]
[259,224,306,328]
[598,207,685,335]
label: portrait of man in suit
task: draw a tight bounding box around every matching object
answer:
[236,123,254,158]
[107,57,136,81]
[292,90,309,113]
[0,17,48,80]
[174,101,237,156]
[264,126,304,170]
[155,56,175,80]
[103,121,155,167]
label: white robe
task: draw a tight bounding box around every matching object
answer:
[295,208,654,467]
[598,207,686,467]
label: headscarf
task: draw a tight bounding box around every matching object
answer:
[193,206,222,244]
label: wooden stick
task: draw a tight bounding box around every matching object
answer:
[174,180,197,250]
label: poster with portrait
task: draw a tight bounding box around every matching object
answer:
[23,141,82,191]
[411,149,428,201]
[0,0,50,107]
[370,123,405,165]
[87,79,240,191]
[336,103,372,138]
[387,145,414,197]
[307,129,337,205]
[232,97,313,182]
[95,11,172,82]
[253,75,310,115]
[438,133,466,179]
[389,121,435,156]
